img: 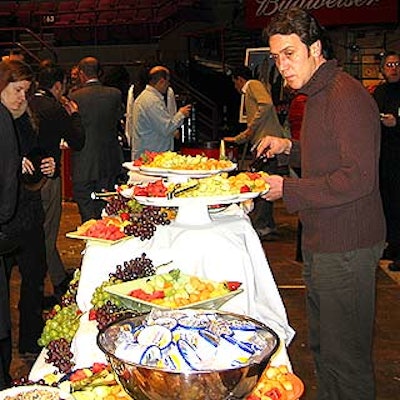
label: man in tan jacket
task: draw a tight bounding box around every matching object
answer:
[225,66,284,238]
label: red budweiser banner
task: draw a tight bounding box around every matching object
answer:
[245,0,399,28]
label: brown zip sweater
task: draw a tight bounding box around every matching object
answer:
[284,60,385,253]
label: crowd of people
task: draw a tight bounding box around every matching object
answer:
[0,8,399,398]
[0,54,128,388]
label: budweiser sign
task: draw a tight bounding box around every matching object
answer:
[245,0,398,27]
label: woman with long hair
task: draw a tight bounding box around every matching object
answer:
[0,59,56,361]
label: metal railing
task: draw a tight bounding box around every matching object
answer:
[171,72,220,142]
[0,26,57,62]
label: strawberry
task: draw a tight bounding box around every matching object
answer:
[246,172,261,180]
[263,388,283,399]
[240,185,251,193]
[119,212,130,221]
[88,309,97,320]
[246,395,261,400]
[92,362,107,374]
[69,369,88,382]
[225,281,242,291]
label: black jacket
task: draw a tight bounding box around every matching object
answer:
[0,103,19,225]
[70,81,123,182]
[29,88,85,178]
[1,113,44,238]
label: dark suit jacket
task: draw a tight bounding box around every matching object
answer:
[0,103,19,225]
[29,88,85,178]
[70,81,124,182]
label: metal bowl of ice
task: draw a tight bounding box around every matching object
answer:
[97,309,280,400]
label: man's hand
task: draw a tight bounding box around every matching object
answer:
[61,97,79,115]
[380,113,397,128]
[40,157,56,177]
[257,136,292,158]
[22,157,34,175]
[262,174,284,201]
[179,104,192,118]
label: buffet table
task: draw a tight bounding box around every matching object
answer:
[29,206,295,381]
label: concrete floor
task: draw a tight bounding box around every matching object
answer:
[8,200,400,399]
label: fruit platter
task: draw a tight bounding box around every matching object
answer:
[0,384,73,400]
[66,197,176,244]
[124,151,237,178]
[130,171,270,224]
[6,363,132,400]
[35,254,246,375]
[56,363,131,400]
[66,217,131,244]
[247,365,304,400]
[104,268,243,313]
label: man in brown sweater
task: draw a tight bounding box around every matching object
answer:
[258,8,385,400]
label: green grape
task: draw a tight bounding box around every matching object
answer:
[39,303,81,347]
[90,279,122,310]
[127,199,144,214]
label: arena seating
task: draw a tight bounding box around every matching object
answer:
[0,0,199,46]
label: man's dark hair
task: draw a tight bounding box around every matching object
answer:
[380,50,399,69]
[37,61,65,89]
[263,7,334,59]
[231,66,253,81]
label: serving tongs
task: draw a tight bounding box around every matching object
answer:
[249,154,279,172]
[167,181,199,199]
[90,191,118,200]
[248,142,278,173]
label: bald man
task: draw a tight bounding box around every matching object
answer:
[131,66,191,159]
[69,56,124,222]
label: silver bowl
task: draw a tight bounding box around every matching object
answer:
[97,309,280,400]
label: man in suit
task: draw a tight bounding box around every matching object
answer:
[29,60,85,302]
[70,57,124,222]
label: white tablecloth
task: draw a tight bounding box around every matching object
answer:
[30,208,295,380]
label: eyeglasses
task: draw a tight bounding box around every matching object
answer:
[385,62,400,68]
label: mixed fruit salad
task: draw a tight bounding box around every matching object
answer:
[133,150,234,171]
[133,171,270,198]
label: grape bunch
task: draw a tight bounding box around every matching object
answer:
[104,195,129,215]
[110,253,156,282]
[46,338,75,374]
[38,304,81,347]
[105,195,143,216]
[91,278,122,309]
[60,269,80,307]
[11,377,48,387]
[94,300,136,331]
[124,206,171,240]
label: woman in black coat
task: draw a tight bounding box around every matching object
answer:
[0,92,19,389]
[0,60,56,364]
